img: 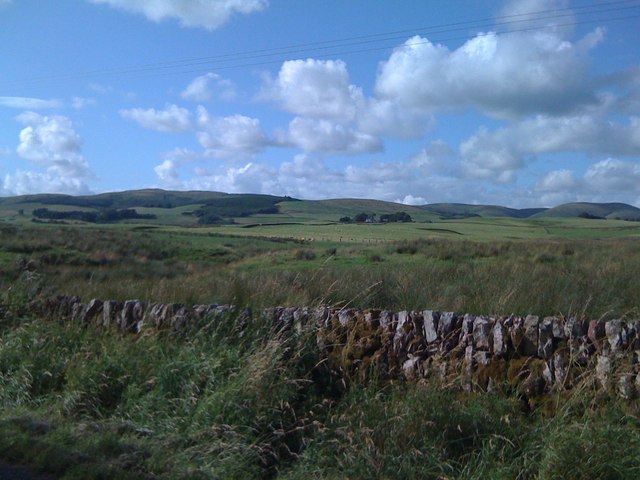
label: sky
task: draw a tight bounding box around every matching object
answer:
[1,0,639,208]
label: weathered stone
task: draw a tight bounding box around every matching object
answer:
[564,317,584,340]
[619,374,636,400]
[605,319,628,354]
[121,300,145,333]
[588,320,606,350]
[438,312,459,337]
[293,307,310,334]
[628,322,640,350]
[538,317,554,359]
[81,298,103,325]
[102,300,123,328]
[542,362,554,384]
[474,351,491,366]
[71,301,85,322]
[522,315,540,356]
[364,309,381,329]
[550,317,565,340]
[492,317,509,356]
[596,355,612,390]
[473,315,492,351]
[394,311,411,362]
[379,310,396,333]
[171,306,191,331]
[422,310,439,343]
[149,303,182,329]
[402,356,421,380]
[461,314,475,336]
[338,309,354,327]
[509,316,525,353]
[552,351,568,386]
[312,307,331,329]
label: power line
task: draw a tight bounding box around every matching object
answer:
[2,0,639,87]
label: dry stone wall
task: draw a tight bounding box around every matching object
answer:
[28,295,640,401]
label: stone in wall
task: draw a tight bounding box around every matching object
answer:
[27,295,640,399]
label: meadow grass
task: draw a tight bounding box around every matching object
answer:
[1,222,639,478]
[1,303,640,479]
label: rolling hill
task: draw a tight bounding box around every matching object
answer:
[419,203,546,219]
[532,202,640,220]
[0,189,639,225]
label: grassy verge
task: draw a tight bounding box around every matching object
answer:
[1,307,640,479]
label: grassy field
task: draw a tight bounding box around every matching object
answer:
[1,195,640,478]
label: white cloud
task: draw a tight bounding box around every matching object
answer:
[457,115,640,182]
[88,0,268,30]
[2,171,90,196]
[72,97,95,109]
[120,104,192,132]
[264,59,364,121]
[459,127,524,182]
[16,112,90,178]
[499,0,574,31]
[375,27,603,118]
[154,148,198,185]
[196,107,269,159]
[281,117,382,155]
[1,112,92,195]
[0,96,63,109]
[397,195,427,206]
[535,169,577,192]
[181,72,236,102]
[583,158,640,193]
[357,98,433,139]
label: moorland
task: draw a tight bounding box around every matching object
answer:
[0,189,639,479]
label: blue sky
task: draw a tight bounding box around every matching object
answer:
[1,0,639,207]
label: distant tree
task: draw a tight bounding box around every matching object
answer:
[380,211,413,223]
[339,216,352,223]
[354,212,369,223]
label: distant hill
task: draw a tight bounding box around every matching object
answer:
[533,202,640,220]
[420,203,547,219]
[0,189,228,209]
[0,190,638,224]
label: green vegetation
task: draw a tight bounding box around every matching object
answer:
[1,294,640,479]
[0,189,639,478]
[33,207,157,223]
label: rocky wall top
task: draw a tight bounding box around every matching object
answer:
[26,295,640,401]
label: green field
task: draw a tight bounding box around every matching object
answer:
[1,190,640,479]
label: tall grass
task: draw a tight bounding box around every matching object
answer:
[2,226,638,318]
[1,307,640,478]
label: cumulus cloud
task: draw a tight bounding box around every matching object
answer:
[72,97,95,109]
[2,112,92,195]
[154,148,198,186]
[583,158,640,193]
[459,126,526,183]
[397,195,427,206]
[531,159,640,206]
[196,107,270,159]
[458,115,640,182]
[280,117,382,155]
[375,27,603,118]
[120,104,192,132]
[535,169,577,192]
[264,59,364,121]
[0,96,63,109]
[2,171,91,196]
[181,72,236,102]
[498,0,574,31]
[88,0,268,30]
